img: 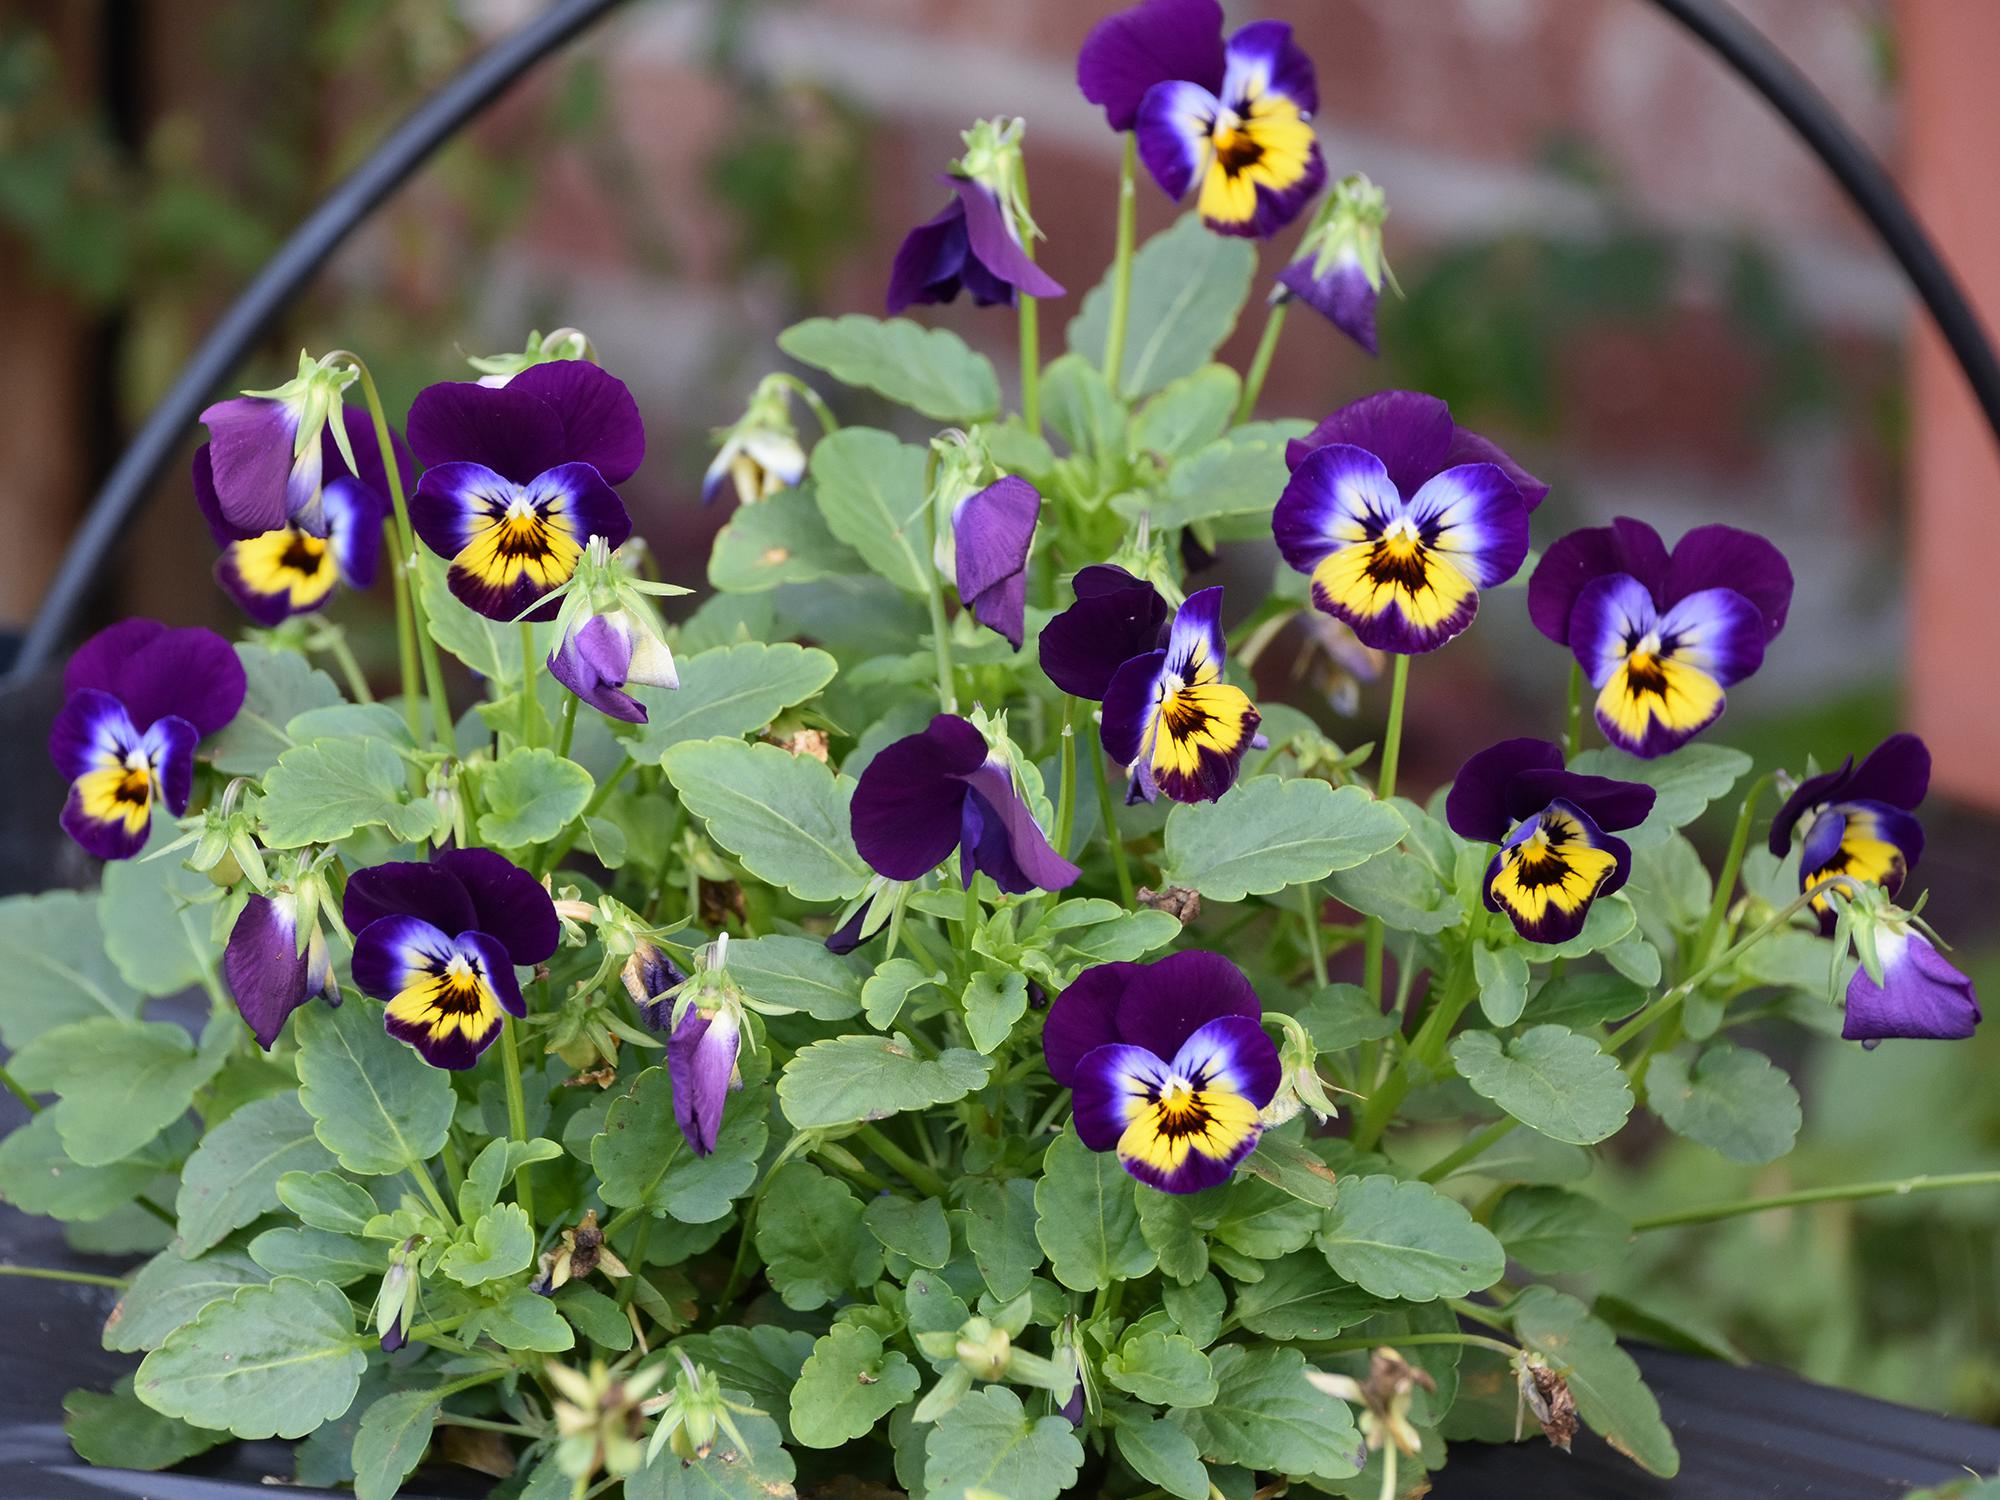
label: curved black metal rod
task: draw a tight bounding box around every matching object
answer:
[1641,0,2000,442]
[7,0,630,684]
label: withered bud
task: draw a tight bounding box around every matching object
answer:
[1137,886,1202,923]
[1518,1355,1577,1453]
[565,1064,619,1089]
[768,728,831,762]
[700,878,749,928]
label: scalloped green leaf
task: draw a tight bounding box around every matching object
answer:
[1068,213,1257,399]
[1451,1025,1634,1145]
[1510,1285,1679,1477]
[592,1064,766,1223]
[1316,1174,1506,1302]
[924,1386,1085,1500]
[295,999,455,1176]
[475,748,593,847]
[628,641,838,762]
[1646,1043,1801,1164]
[1162,777,1407,902]
[1035,1125,1156,1293]
[778,1033,992,1130]
[779,315,999,423]
[789,1324,922,1449]
[662,737,870,902]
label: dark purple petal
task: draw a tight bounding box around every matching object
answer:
[886,193,971,314]
[1843,932,1981,1043]
[956,476,1041,649]
[224,893,325,1050]
[1038,565,1169,701]
[1115,949,1262,1065]
[823,905,871,956]
[1285,391,1453,485]
[1526,518,1671,646]
[1225,18,1317,115]
[1771,758,1854,859]
[550,614,646,724]
[1278,255,1378,355]
[626,943,691,1027]
[956,763,1081,895]
[850,714,988,881]
[1509,769,1655,834]
[1844,732,1932,810]
[325,477,388,590]
[955,180,1064,302]
[434,848,560,966]
[199,396,299,534]
[668,1008,741,1157]
[1043,963,1142,1087]
[1662,524,1793,640]
[1439,427,1547,515]
[1076,0,1225,132]
[408,462,507,560]
[1445,738,1566,843]
[193,446,258,546]
[343,862,478,945]
[64,620,245,737]
[405,379,568,486]
[506,361,646,486]
[1100,648,1168,770]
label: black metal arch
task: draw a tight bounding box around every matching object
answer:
[9,0,1997,683]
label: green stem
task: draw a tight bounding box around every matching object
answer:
[1562,660,1587,761]
[1418,1118,1518,1184]
[1019,294,1042,438]
[1379,1441,1397,1500]
[1236,299,1290,423]
[405,1163,456,1227]
[1634,1171,2000,1231]
[1101,135,1139,388]
[319,629,373,703]
[1055,698,1078,858]
[555,692,578,762]
[857,1124,951,1198]
[1690,773,1774,967]
[773,373,839,436]
[403,1310,473,1343]
[1363,654,1412,1016]
[0,1264,128,1289]
[518,621,545,750]
[535,755,635,877]
[0,1064,39,1115]
[1354,945,1473,1150]
[1088,732,1134,905]
[1298,882,1328,988]
[387,521,422,743]
[499,1017,537,1228]
[923,524,959,714]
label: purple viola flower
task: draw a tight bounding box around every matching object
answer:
[666,1006,743,1158]
[1769,733,1929,932]
[1446,738,1656,945]
[1038,565,1171,702]
[1077,0,1226,133]
[850,714,1080,895]
[1102,587,1260,804]
[1273,421,1530,655]
[1284,390,1548,510]
[344,848,559,1070]
[1133,20,1326,237]
[406,360,640,621]
[1844,926,1981,1045]
[1529,516,1794,759]
[1276,174,1390,356]
[622,941,691,1030]
[953,477,1041,649]
[48,620,246,860]
[197,353,357,535]
[548,608,679,725]
[1043,951,1281,1194]
[224,890,339,1049]
[888,175,1065,314]
[194,406,407,627]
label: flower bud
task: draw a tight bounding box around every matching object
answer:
[466,327,595,386]
[1277,174,1392,356]
[702,375,807,507]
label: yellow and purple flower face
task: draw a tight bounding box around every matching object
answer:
[1446,737,1654,945]
[345,849,560,1069]
[1100,587,1260,804]
[1528,517,1793,760]
[1770,733,1929,930]
[1043,951,1280,1194]
[1273,442,1530,656]
[405,361,642,621]
[1131,20,1325,237]
[47,620,246,861]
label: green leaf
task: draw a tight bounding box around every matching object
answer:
[1530,972,1646,1030]
[1450,1026,1634,1145]
[1491,1186,1632,1274]
[962,1179,1043,1300]
[592,1065,766,1222]
[469,1288,576,1353]
[353,1387,445,1500]
[295,999,456,1175]
[904,1266,973,1341]
[625,1394,797,1500]
[1474,944,1532,1027]
[416,552,553,680]
[277,1170,378,1235]
[438,1202,535,1286]
[99,825,217,997]
[1046,908,1181,967]
[1130,364,1240,459]
[555,1284,634,1352]
[0,889,140,1049]
[102,1249,268,1354]
[861,957,942,1029]
[248,1227,385,1285]
[1034,1125,1156,1292]
[1104,1330,1217,1407]
[807,426,934,596]
[753,1161,881,1311]
[1325,846,1458,934]
[924,1385,1085,1500]
[285,700,412,749]
[864,1194,951,1269]
[475,748,594,846]
[1042,352,1127,458]
[11,1017,225,1165]
[1171,1345,1361,1480]
[1161,777,1407,902]
[1296,983,1396,1052]
[963,969,1030,1054]
[1510,1285,1679,1476]
[629,641,838,761]
[135,1277,366,1439]
[0,1110,182,1223]
[1229,1249,1388,1340]
[1115,1414,1211,1500]
[708,483,863,593]
[1241,1133,1343,1211]
[456,1136,562,1222]
[176,1092,337,1256]
[259,737,446,848]
[779,315,999,423]
[1317,1174,1506,1302]
[724,934,864,1021]
[208,644,343,776]
[778,1033,993,1130]
[1646,1044,1801,1164]
[1068,214,1257,399]
[1136,422,1311,537]
[663,737,870,902]
[1569,743,1753,849]
[65,1375,229,1470]
[789,1323,923,1448]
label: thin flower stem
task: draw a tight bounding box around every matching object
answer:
[1236,299,1290,423]
[922,526,959,713]
[403,1310,473,1343]
[499,1017,537,1228]
[1019,294,1042,438]
[1691,772,1774,968]
[1055,698,1078,858]
[0,1264,128,1289]
[518,621,544,751]
[1379,1441,1397,1500]
[1635,1171,2000,1230]
[387,526,422,743]
[858,1124,951,1199]
[1088,734,1135,905]
[772,374,838,435]
[1562,660,1588,761]
[1354,944,1472,1151]
[406,1163,456,1228]
[1418,1118,1518,1184]
[351,360,453,746]
[0,1064,39,1115]
[1101,134,1139,387]
[1363,655,1412,1019]
[1298,882,1328,988]
[318,628,373,703]
[555,693,579,762]
[535,756,636,877]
